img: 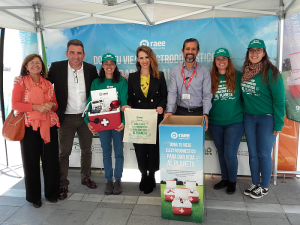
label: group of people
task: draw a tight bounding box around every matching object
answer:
[11,37,285,208]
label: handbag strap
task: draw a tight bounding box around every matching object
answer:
[22,81,25,103]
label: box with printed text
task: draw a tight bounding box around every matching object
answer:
[159,116,205,223]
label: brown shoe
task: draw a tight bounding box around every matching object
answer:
[113,180,122,195]
[59,187,68,200]
[81,179,97,189]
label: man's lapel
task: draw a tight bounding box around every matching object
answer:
[62,60,68,97]
[82,62,90,97]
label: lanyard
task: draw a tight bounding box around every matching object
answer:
[182,62,197,90]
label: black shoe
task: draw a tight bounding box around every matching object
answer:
[139,173,147,191]
[46,198,58,203]
[144,175,154,194]
[214,180,229,190]
[149,172,156,188]
[144,185,154,194]
[226,181,236,194]
[33,200,42,208]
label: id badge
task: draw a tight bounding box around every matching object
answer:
[182,94,190,99]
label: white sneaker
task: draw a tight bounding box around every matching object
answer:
[250,187,269,199]
[244,184,260,196]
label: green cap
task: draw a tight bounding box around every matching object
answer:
[102,53,116,62]
[247,39,266,49]
[214,48,230,58]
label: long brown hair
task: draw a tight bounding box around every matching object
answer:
[136,46,160,79]
[242,49,279,83]
[20,54,47,78]
[211,57,237,95]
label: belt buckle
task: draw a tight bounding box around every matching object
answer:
[188,108,193,113]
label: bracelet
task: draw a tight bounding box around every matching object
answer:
[52,103,56,108]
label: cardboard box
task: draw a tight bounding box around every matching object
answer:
[159,116,205,223]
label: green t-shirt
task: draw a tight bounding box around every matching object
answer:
[84,77,128,125]
[209,71,244,125]
[241,70,285,131]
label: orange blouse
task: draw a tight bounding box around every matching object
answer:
[12,76,60,128]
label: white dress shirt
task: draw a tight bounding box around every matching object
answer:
[65,62,87,114]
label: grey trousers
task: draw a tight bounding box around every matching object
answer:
[58,114,93,188]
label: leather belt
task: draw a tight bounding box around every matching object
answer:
[177,106,203,113]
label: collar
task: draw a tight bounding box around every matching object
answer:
[183,61,197,69]
[68,61,83,72]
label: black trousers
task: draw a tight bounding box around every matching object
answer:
[20,126,60,203]
[134,129,160,173]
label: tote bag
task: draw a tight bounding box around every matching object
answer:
[123,108,157,144]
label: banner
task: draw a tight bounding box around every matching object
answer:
[283,13,300,123]
[44,16,278,173]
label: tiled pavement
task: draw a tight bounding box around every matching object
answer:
[0,165,300,225]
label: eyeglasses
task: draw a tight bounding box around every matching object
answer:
[249,49,263,54]
[28,61,42,65]
[73,71,78,83]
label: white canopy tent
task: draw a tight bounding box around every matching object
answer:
[0,0,297,32]
[1,0,300,183]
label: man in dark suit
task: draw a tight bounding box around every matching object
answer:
[48,39,98,200]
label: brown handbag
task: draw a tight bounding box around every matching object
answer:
[2,82,25,141]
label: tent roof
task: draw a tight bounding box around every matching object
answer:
[0,0,297,32]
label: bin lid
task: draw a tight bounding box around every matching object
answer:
[160,116,204,127]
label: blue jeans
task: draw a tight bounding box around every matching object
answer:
[209,121,244,182]
[244,113,277,188]
[98,130,124,181]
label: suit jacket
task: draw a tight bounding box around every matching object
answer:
[47,60,98,123]
[127,71,168,124]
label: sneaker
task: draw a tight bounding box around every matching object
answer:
[244,184,260,196]
[113,180,122,195]
[104,181,113,195]
[214,180,229,190]
[250,187,268,199]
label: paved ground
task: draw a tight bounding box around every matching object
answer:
[0,165,300,225]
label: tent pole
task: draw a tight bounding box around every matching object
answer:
[273,0,284,186]
[33,4,43,59]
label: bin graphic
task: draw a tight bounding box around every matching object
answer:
[186,181,199,203]
[164,180,176,201]
[172,188,192,216]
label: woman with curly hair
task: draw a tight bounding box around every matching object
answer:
[242,39,285,199]
[123,46,167,194]
[209,48,244,194]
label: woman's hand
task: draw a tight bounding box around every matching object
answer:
[88,123,97,134]
[121,105,131,112]
[44,102,54,110]
[33,104,50,113]
[115,123,125,132]
[203,115,209,131]
[156,106,163,114]
[273,131,281,135]
[121,74,128,81]
[164,112,172,118]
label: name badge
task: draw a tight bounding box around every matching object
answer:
[182,94,190,100]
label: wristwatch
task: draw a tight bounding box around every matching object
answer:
[52,103,56,108]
